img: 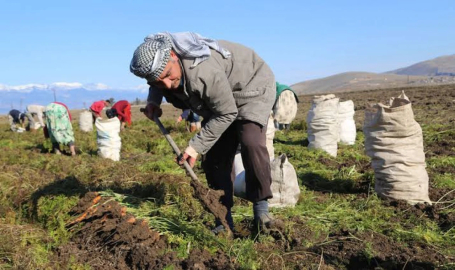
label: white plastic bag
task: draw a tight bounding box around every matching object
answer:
[233,154,300,208]
[79,111,93,132]
[363,91,430,204]
[307,94,339,157]
[337,100,356,145]
[95,118,121,161]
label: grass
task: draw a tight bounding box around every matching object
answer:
[0,85,454,269]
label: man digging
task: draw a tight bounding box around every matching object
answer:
[130,32,277,234]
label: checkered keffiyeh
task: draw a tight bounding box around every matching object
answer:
[130,32,231,82]
[130,34,172,82]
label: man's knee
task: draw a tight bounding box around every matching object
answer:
[241,127,265,149]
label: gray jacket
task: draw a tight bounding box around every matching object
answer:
[148,40,275,155]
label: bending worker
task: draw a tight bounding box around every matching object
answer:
[25,104,46,129]
[106,100,132,131]
[130,32,276,233]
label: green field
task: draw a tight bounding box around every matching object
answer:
[0,85,454,269]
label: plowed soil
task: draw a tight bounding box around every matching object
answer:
[48,85,455,269]
[56,192,235,270]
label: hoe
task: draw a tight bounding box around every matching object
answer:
[141,108,232,236]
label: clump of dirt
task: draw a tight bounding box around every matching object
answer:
[385,188,455,233]
[56,192,236,270]
[311,230,448,269]
[190,180,230,235]
[183,249,235,270]
[58,192,175,269]
[286,217,325,251]
[317,157,339,169]
[254,218,334,270]
[425,144,455,158]
[429,187,455,202]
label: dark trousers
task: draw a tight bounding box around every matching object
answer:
[202,120,272,209]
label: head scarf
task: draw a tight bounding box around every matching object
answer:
[130,32,231,82]
[130,34,172,82]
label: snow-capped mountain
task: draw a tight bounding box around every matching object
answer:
[0,82,150,114]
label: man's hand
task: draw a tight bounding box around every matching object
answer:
[143,103,163,120]
[176,146,198,168]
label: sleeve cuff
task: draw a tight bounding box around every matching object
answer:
[184,145,199,158]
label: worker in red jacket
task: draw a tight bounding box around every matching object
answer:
[106,100,132,130]
[90,100,111,122]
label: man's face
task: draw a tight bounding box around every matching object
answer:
[149,51,182,90]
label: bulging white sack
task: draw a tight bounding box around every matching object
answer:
[337,100,356,145]
[269,154,300,208]
[363,91,430,204]
[79,111,93,132]
[273,90,298,125]
[96,117,121,161]
[307,94,339,157]
[233,153,300,208]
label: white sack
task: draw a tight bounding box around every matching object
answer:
[79,111,93,132]
[337,100,356,145]
[233,153,246,199]
[268,154,300,208]
[233,154,300,208]
[96,117,121,161]
[273,90,298,125]
[307,94,339,157]
[363,91,430,204]
[266,114,275,159]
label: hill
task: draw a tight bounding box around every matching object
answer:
[290,72,429,95]
[386,54,455,76]
[291,54,455,95]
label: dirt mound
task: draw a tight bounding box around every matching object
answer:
[183,249,235,270]
[311,230,447,269]
[386,188,455,233]
[56,192,236,270]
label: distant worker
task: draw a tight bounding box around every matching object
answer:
[106,100,132,130]
[273,82,299,130]
[8,109,26,132]
[176,109,201,132]
[25,104,46,129]
[89,100,111,122]
[44,102,76,156]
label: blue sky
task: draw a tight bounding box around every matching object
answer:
[1,0,454,88]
